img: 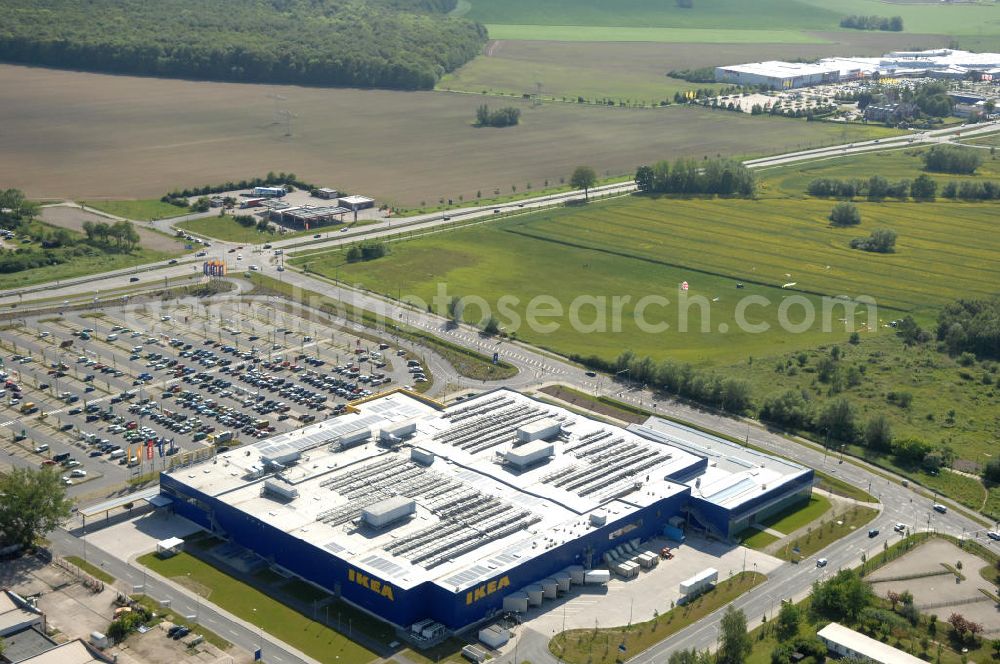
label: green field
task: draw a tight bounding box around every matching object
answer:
[467,0,1000,41]
[137,551,379,664]
[483,25,829,43]
[758,145,1000,198]
[466,0,842,31]
[308,192,998,365]
[438,37,948,106]
[0,244,183,290]
[81,199,190,221]
[177,216,284,243]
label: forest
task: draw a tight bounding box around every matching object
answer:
[0,0,486,90]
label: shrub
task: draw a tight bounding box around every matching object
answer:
[850,228,897,253]
[829,202,861,226]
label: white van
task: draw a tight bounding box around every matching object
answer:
[109,449,125,460]
[106,333,118,341]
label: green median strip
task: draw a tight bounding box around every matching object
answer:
[65,555,116,584]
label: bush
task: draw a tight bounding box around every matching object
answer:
[923,145,983,174]
[475,105,521,128]
[345,241,388,263]
[850,228,897,253]
[829,201,861,226]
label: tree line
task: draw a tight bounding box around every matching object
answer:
[0,0,486,91]
[634,158,756,197]
[474,105,521,128]
[809,172,1000,202]
[840,15,903,31]
[937,297,1000,360]
[571,350,755,415]
[81,220,141,251]
[162,172,322,206]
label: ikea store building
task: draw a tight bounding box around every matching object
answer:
[159,389,812,632]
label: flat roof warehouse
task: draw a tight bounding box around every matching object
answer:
[160,389,812,631]
[716,49,1000,89]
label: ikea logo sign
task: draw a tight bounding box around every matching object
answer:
[348,568,395,601]
[465,575,510,605]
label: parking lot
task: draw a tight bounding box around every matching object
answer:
[0,299,430,498]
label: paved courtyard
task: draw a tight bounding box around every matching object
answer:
[494,536,782,658]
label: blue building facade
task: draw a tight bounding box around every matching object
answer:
[161,472,690,630]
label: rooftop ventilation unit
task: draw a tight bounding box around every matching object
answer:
[517,418,561,443]
[503,440,554,469]
[263,479,299,502]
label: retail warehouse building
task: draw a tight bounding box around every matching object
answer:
[159,389,812,632]
[716,49,1000,89]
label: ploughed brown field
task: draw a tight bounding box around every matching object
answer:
[0,64,893,206]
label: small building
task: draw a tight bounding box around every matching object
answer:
[314,188,339,200]
[155,536,185,557]
[12,638,114,663]
[818,622,924,664]
[268,205,349,230]
[0,590,44,638]
[252,186,287,198]
[338,195,375,211]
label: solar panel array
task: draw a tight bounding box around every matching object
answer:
[314,457,451,527]
[541,429,670,500]
[434,395,567,455]
[312,448,542,569]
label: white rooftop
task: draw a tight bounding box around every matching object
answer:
[818,622,925,664]
[167,389,698,593]
[717,60,840,78]
[629,417,811,509]
[722,49,1000,81]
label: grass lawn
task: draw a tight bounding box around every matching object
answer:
[549,571,766,664]
[737,528,781,550]
[136,551,379,664]
[960,133,1000,149]
[65,555,115,584]
[813,470,876,503]
[777,504,879,561]
[0,245,184,291]
[758,494,831,535]
[538,385,649,424]
[470,0,1000,40]
[81,199,190,221]
[177,215,333,244]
